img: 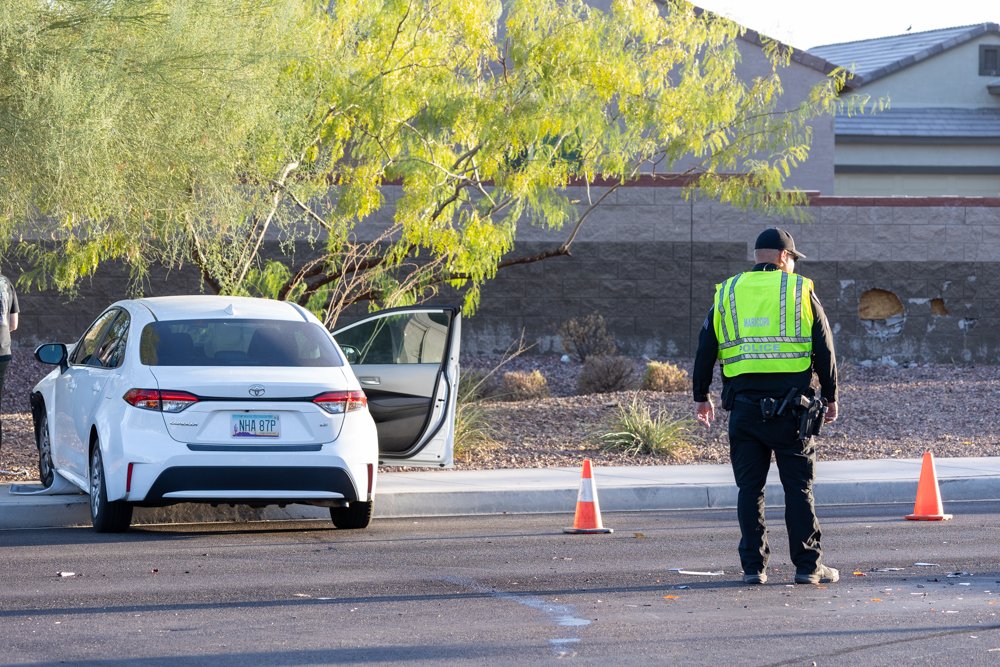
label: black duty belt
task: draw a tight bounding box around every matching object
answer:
[734,395,779,405]
[736,387,803,421]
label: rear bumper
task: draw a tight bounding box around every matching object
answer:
[142,465,359,504]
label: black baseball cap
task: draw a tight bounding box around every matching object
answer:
[754,227,805,260]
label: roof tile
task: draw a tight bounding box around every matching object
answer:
[810,23,1000,85]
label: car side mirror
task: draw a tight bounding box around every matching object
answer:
[340,344,361,365]
[35,343,69,371]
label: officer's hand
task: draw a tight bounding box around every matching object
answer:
[824,401,838,423]
[695,400,715,429]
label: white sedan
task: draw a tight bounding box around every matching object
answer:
[30,296,460,532]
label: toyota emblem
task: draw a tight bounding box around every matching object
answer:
[248,384,265,397]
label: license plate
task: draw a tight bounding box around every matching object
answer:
[231,414,280,438]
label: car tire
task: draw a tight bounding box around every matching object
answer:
[36,411,54,489]
[330,501,373,529]
[90,445,133,533]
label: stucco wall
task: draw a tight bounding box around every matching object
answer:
[835,172,1000,197]
[733,38,836,194]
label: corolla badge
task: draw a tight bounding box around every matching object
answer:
[248,384,265,397]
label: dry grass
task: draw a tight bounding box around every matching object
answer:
[641,361,688,392]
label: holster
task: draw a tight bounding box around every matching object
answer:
[795,388,828,443]
[721,383,736,411]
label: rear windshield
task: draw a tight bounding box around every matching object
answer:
[140,319,343,367]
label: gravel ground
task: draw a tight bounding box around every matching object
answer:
[448,354,1000,470]
[2,349,998,482]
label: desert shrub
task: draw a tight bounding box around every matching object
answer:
[459,332,534,404]
[500,370,550,401]
[453,368,499,462]
[641,360,689,392]
[577,355,637,394]
[598,395,697,457]
[459,367,501,401]
[454,399,499,462]
[559,313,617,362]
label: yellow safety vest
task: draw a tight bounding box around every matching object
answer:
[713,270,814,377]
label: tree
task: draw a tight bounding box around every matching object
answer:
[5,0,857,327]
[1,0,331,288]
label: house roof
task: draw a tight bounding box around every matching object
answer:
[809,23,1000,86]
[836,107,1000,143]
[679,4,844,80]
[735,27,842,79]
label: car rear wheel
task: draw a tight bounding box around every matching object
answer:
[36,411,54,489]
[330,501,373,529]
[90,445,133,533]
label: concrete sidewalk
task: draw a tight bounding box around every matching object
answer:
[3,456,1000,530]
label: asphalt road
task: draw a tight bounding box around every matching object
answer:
[3,503,1000,666]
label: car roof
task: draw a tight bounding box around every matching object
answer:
[134,295,310,323]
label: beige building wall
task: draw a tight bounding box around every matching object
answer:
[834,34,1000,196]
[837,173,1000,197]
[849,36,1000,108]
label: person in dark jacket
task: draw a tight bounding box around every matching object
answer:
[692,228,839,585]
[0,272,17,458]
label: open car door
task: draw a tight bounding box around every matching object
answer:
[332,307,460,467]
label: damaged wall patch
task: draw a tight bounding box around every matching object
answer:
[859,289,905,338]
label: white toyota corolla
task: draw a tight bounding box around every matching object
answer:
[30,296,460,532]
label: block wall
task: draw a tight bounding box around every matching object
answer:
[8,185,1000,364]
[463,187,1000,364]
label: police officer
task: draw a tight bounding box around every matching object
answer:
[692,228,839,585]
[0,270,17,457]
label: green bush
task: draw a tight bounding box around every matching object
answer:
[599,395,696,457]
[559,313,617,362]
[500,370,550,401]
[577,355,637,394]
[453,368,499,462]
[641,360,689,392]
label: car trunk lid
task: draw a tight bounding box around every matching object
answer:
[146,366,353,445]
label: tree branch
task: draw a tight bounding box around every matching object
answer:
[188,226,222,294]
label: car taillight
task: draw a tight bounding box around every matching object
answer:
[123,389,199,413]
[313,390,367,414]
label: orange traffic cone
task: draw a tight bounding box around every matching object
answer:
[563,459,613,534]
[905,451,953,521]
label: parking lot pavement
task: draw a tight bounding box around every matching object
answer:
[3,456,1000,529]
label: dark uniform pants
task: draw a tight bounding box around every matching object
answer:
[0,357,8,447]
[728,399,822,574]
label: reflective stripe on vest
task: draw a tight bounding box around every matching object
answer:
[712,271,814,377]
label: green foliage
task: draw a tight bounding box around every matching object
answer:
[577,355,637,394]
[560,313,617,362]
[599,394,696,457]
[641,360,689,392]
[3,0,863,326]
[453,368,500,462]
[2,0,328,292]
[500,370,550,401]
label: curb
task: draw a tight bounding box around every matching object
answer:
[5,460,1000,529]
[373,477,1000,518]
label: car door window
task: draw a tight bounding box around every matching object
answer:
[69,310,120,367]
[335,312,451,364]
[332,307,460,466]
[96,311,130,368]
